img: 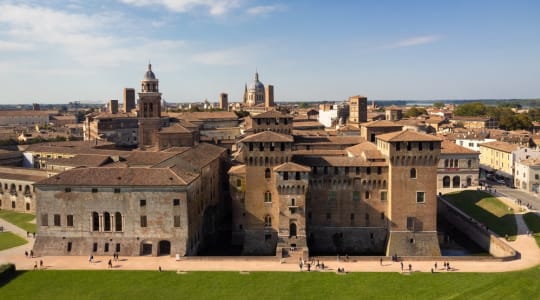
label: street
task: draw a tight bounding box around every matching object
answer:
[489,181,539,210]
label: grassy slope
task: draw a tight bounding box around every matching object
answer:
[0,269,539,299]
[0,232,27,251]
[523,212,540,248]
[0,211,36,233]
[444,191,517,240]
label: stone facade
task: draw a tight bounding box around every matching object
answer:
[437,140,480,190]
[0,167,48,213]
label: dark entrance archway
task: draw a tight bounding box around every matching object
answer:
[289,223,297,237]
[466,177,472,186]
[158,240,171,256]
[141,241,152,256]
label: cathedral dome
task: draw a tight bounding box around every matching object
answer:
[249,72,264,91]
[143,64,156,81]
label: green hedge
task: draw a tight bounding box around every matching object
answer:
[0,263,17,285]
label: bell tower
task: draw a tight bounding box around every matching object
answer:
[138,63,162,148]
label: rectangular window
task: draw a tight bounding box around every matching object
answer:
[416,192,425,203]
[377,167,382,175]
[67,242,72,252]
[11,201,15,208]
[173,199,180,206]
[140,199,146,207]
[114,188,121,193]
[140,215,147,227]
[352,191,360,202]
[174,215,181,227]
[355,167,360,175]
[93,243,98,252]
[366,167,371,175]
[92,188,98,193]
[116,243,121,253]
[380,191,388,201]
[67,215,74,227]
[104,243,109,252]
[326,213,331,220]
[407,217,415,231]
[65,187,71,193]
[396,143,401,151]
[41,214,48,226]
[54,214,61,226]
[236,179,242,187]
[418,142,423,151]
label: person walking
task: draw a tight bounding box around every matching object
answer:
[400,261,403,272]
[108,259,113,269]
[380,257,383,266]
[40,260,43,269]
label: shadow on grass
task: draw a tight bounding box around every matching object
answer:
[0,270,26,288]
[443,190,518,239]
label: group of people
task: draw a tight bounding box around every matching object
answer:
[32,260,44,270]
[24,250,34,258]
[298,258,327,272]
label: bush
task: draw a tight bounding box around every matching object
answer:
[0,263,16,285]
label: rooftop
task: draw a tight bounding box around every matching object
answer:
[376,130,442,142]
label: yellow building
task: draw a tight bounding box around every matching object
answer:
[479,141,518,179]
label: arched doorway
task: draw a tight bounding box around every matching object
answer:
[158,240,171,256]
[443,176,450,188]
[141,241,152,256]
[466,177,472,186]
[289,223,297,237]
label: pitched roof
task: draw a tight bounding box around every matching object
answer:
[124,151,179,166]
[361,120,403,128]
[345,142,378,156]
[440,140,478,154]
[159,123,193,134]
[376,130,442,142]
[480,141,519,153]
[273,162,311,172]
[47,154,113,167]
[239,131,294,143]
[294,135,363,145]
[251,110,293,119]
[36,168,188,186]
[293,156,387,167]
[227,164,246,175]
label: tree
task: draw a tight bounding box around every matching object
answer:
[433,102,445,109]
[453,102,487,116]
[404,106,427,118]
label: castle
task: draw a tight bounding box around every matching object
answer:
[33,64,442,258]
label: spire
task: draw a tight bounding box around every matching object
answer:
[148,63,152,71]
[255,69,259,81]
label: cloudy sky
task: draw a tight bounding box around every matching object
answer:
[0,0,539,104]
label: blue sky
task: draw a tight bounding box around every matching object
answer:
[0,0,539,104]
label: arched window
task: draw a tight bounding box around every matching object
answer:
[92,212,99,231]
[265,168,271,179]
[115,212,122,232]
[104,212,111,231]
[410,168,417,179]
[264,215,272,227]
[443,176,451,188]
[452,176,460,188]
[264,191,272,203]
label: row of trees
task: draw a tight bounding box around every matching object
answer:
[453,102,536,131]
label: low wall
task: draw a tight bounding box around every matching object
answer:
[437,196,518,260]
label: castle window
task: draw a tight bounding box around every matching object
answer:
[380,191,387,201]
[270,143,275,151]
[396,143,401,151]
[324,167,328,175]
[366,167,371,175]
[264,191,272,203]
[313,167,318,175]
[114,188,121,193]
[259,143,264,151]
[381,212,385,220]
[65,187,71,193]
[443,176,450,187]
[92,188,98,193]
[536,174,539,180]
[407,217,415,231]
[295,172,301,180]
[284,118,288,125]
[173,199,180,206]
[140,215,148,227]
[416,192,425,203]
[444,159,449,168]
[355,167,360,175]
[67,215,74,227]
[410,168,416,179]
[41,214,48,226]
[344,167,349,174]
[92,212,99,231]
[365,191,370,199]
[468,160,472,168]
[334,167,339,175]
[418,142,423,151]
[54,214,61,226]
[377,167,382,175]
[140,199,146,207]
[236,179,242,187]
[352,191,360,202]
[104,212,111,231]
[280,143,285,151]
[283,172,289,180]
[407,142,412,151]
[249,143,253,151]
[115,212,122,231]
[174,215,181,227]
[429,142,434,150]
[264,215,272,227]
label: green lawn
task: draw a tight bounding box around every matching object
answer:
[0,210,36,233]
[0,232,27,250]
[443,190,517,240]
[523,212,540,248]
[0,269,539,299]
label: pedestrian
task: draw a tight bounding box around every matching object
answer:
[30,250,33,258]
[158,266,162,272]
[400,262,403,271]
[25,251,28,258]
[32,232,35,238]
[380,257,383,266]
[435,262,438,270]
[299,262,303,271]
[90,255,94,263]
[27,231,29,237]
[408,264,412,272]
[108,259,113,269]
[33,261,38,271]
[321,262,325,270]
[40,260,43,269]
[431,268,434,273]
[307,263,311,272]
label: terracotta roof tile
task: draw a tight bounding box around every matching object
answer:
[480,141,519,153]
[251,110,293,119]
[440,140,479,154]
[376,130,442,142]
[239,131,294,143]
[273,162,311,172]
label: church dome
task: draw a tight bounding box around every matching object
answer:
[249,72,264,91]
[143,63,156,81]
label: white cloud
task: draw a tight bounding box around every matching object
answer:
[246,4,285,16]
[119,0,242,15]
[384,35,441,49]
[0,40,34,51]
